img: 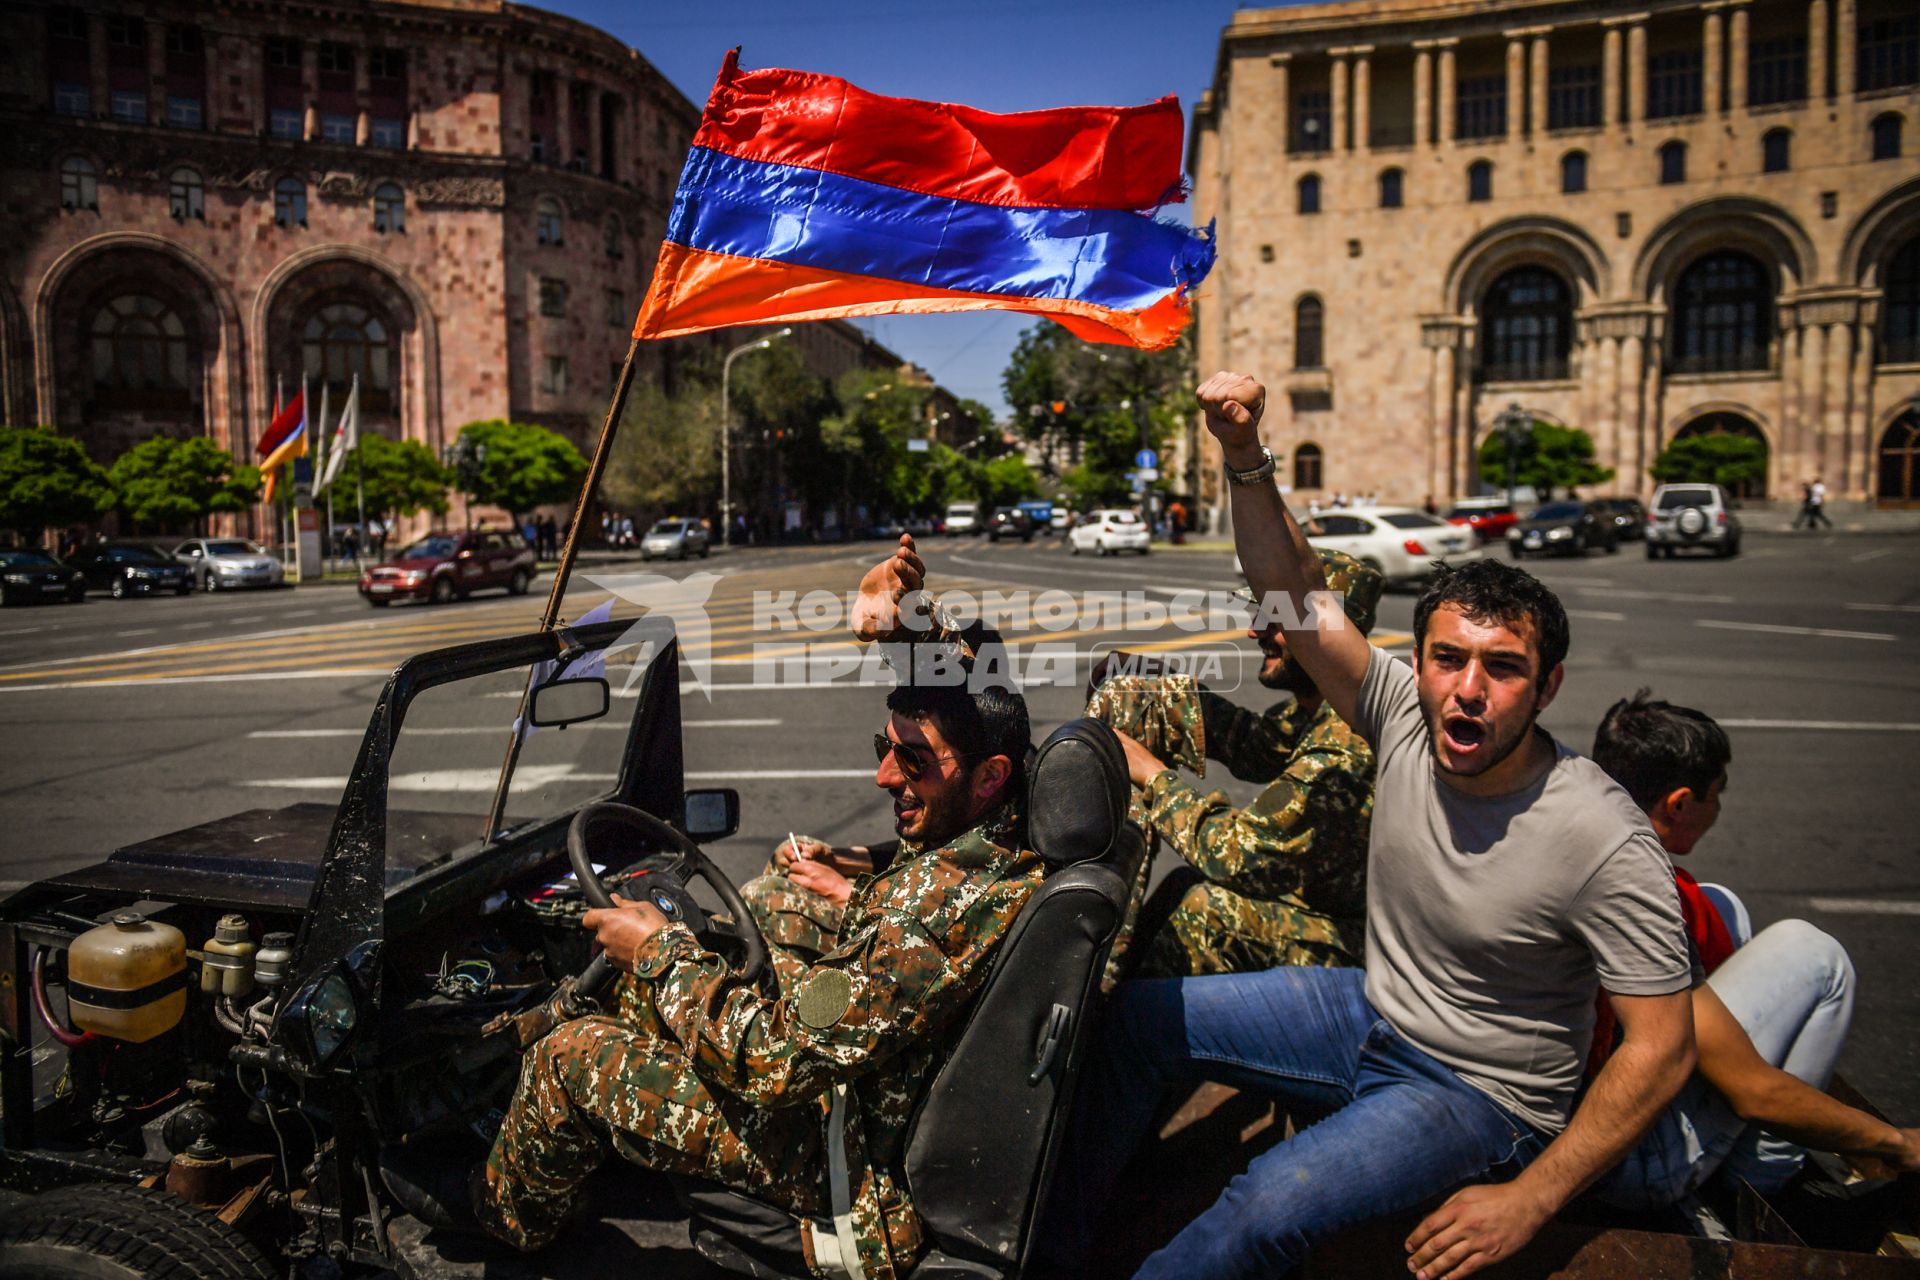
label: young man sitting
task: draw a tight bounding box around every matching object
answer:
[1588,691,1920,1206]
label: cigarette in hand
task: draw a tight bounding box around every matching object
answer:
[788,832,805,862]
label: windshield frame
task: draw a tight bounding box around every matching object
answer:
[397,536,460,561]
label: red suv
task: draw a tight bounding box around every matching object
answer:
[359,530,536,606]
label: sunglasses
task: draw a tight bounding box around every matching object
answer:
[872,733,976,782]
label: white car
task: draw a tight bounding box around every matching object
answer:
[1294,507,1483,583]
[171,538,286,591]
[1069,509,1151,556]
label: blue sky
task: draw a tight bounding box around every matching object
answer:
[544,0,1251,417]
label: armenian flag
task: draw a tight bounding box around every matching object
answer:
[259,383,308,504]
[632,51,1214,351]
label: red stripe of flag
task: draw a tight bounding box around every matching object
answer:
[257,391,305,458]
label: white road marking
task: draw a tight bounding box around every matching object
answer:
[1808,897,1920,917]
[1566,609,1628,622]
[0,668,390,693]
[247,718,782,738]
[688,769,874,780]
[1697,619,1895,641]
[0,626,46,636]
[285,609,318,617]
[1583,587,1735,604]
[182,622,211,630]
[243,766,871,790]
[945,551,1237,591]
[115,628,157,638]
[1846,602,1920,613]
[230,614,264,623]
[1718,718,1920,732]
[1850,548,1894,563]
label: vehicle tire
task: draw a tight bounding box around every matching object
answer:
[640,552,652,562]
[1675,507,1709,541]
[508,569,530,596]
[429,576,455,605]
[1572,534,1587,557]
[1720,538,1740,559]
[109,577,126,600]
[0,1181,277,1280]
[1645,543,1660,560]
[202,572,217,592]
[1509,544,1525,560]
[368,597,390,607]
[1604,536,1620,555]
[0,585,12,606]
[699,544,710,559]
[1069,541,1080,556]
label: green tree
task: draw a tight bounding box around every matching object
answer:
[1476,420,1614,499]
[974,454,1040,508]
[1649,433,1769,492]
[108,435,261,533]
[455,420,590,519]
[602,380,722,515]
[1001,323,1191,499]
[354,435,451,528]
[0,425,116,538]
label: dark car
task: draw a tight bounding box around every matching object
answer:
[1506,499,1619,558]
[68,541,195,598]
[1601,497,1648,542]
[358,529,537,606]
[0,548,87,605]
[987,507,1034,543]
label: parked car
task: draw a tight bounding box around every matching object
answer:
[1050,507,1072,532]
[639,518,710,561]
[987,507,1035,543]
[944,501,981,536]
[1507,500,1620,558]
[68,542,194,598]
[1444,497,1520,543]
[0,548,87,605]
[172,537,286,591]
[1069,508,1151,556]
[1301,507,1483,583]
[1647,483,1742,558]
[1600,497,1648,542]
[358,530,537,606]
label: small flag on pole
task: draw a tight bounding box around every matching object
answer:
[632,51,1214,352]
[261,379,309,504]
[316,376,359,496]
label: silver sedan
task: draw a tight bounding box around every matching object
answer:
[173,538,287,591]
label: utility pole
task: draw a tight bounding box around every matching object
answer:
[719,327,790,547]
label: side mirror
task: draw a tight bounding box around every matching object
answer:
[529,676,610,727]
[684,788,740,843]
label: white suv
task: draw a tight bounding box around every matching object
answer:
[1646,484,1742,559]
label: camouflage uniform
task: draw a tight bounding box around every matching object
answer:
[480,801,1042,1280]
[1088,550,1381,980]
[739,846,887,993]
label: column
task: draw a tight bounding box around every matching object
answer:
[1730,3,1751,109]
[1618,331,1645,482]
[1431,345,1454,502]
[1703,8,1724,113]
[301,45,318,141]
[1602,24,1623,125]
[1836,0,1856,97]
[1802,320,1829,474]
[88,18,108,116]
[555,74,572,167]
[1414,44,1433,145]
[1271,54,1291,152]
[1594,334,1620,477]
[1438,40,1458,144]
[1331,53,1350,151]
[1847,317,1874,497]
[1627,19,1648,126]
[1639,338,1664,490]
[1823,321,1854,478]
[147,18,168,122]
[1353,47,1372,153]
[1809,0,1829,100]
[1506,36,1526,141]
[1778,319,1801,477]
[354,42,371,145]
[1530,33,1550,136]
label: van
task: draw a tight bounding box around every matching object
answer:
[944,502,980,536]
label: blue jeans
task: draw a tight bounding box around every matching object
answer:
[1044,967,1546,1279]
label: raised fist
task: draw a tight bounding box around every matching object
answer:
[1196,372,1267,459]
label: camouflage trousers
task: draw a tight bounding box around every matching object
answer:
[1132,866,1359,979]
[479,975,830,1251]
[739,863,844,994]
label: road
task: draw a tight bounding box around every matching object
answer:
[2,530,1917,1121]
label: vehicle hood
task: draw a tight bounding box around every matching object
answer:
[1513,513,1581,531]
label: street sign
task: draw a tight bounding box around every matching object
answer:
[1135,466,1160,481]
[907,438,930,453]
[1135,448,1158,469]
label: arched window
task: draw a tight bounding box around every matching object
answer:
[274,177,307,228]
[1880,238,1920,365]
[1671,251,1773,373]
[1378,168,1403,209]
[1297,174,1321,215]
[1467,160,1492,203]
[1880,410,1920,504]
[303,303,392,399]
[604,213,624,260]
[1560,151,1587,195]
[1658,140,1687,184]
[1479,267,1573,382]
[1761,128,1791,173]
[168,167,203,221]
[60,156,97,211]
[536,197,564,246]
[1293,296,1324,369]
[1673,414,1770,499]
[1872,112,1904,161]
[89,296,191,392]
[371,182,405,234]
[1293,442,1324,490]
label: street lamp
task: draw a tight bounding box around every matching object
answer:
[1495,402,1532,502]
[720,327,791,548]
[443,437,487,530]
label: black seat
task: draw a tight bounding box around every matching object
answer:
[682,717,1146,1279]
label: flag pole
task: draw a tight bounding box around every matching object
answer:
[483,335,645,842]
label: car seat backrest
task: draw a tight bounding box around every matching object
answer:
[903,717,1145,1270]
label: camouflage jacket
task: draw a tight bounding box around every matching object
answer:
[631,801,1042,1280]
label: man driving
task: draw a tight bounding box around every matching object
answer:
[471,587,1039,1280]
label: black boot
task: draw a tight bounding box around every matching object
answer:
[378,1141,489,1234]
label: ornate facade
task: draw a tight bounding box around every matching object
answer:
[1188,0,1920,507]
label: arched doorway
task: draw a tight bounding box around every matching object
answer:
[1879,408,1920,507]
[265,258,416,444]
[1671,412,1770,500]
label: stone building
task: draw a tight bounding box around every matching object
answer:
[1187,0,1920,509]
[0,0,933,538]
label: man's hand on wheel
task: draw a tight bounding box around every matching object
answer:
[582,895,669,972]
[851,534,926,642]
[1404,1181,1553,1279]
[1196,372,1267,466]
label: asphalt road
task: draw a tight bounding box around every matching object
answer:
[2,529,1917,1122]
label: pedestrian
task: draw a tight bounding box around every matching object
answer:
[1806,475,1832,530]
[1167,499,1188,545]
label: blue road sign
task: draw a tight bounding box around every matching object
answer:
[1135,448,1158,469]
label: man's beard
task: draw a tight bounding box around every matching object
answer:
[1258,650,1318,697]
[1424,699,1540,778]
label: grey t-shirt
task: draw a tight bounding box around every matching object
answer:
[1354,650,1693,1134]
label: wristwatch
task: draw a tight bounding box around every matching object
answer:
[1224,446,1276,486]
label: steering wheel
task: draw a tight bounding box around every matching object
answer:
[566,802,771,999]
